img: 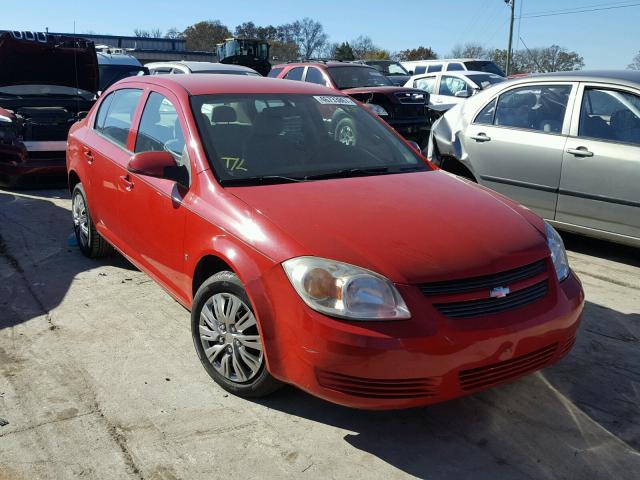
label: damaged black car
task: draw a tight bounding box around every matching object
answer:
[0,31,98,187]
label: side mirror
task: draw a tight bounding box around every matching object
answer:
[454,90,471,98]
[77,111,89,120]
[409,70,414,75]
[127,151,188,186]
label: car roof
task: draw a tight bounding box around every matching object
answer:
[146,61,256,73]
[96,52,143,66]
[510,70,640,86]
[114,74,345,96]
[273,61,374,70]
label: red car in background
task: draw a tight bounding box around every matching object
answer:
[270,61,436,147]
[67,74,583,409]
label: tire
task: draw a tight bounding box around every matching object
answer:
[72,183,113,258]
[334,117,358,146]
[191,271,282,398]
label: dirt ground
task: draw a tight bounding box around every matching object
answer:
[1,188,638,480]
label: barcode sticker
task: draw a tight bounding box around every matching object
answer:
[313,96,356,105]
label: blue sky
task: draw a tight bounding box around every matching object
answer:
[2,0,639,68]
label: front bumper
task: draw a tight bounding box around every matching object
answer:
[258,265,584,410]
[386,118,431,146]
[0,140,67,188]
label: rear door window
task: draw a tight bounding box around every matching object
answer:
[285,67,305,81]
[427,64,443,73]
[439,76,469,97]
[446,63,464,71]
[579,88,640,145]
[95,88,142,147]
[305,67,327,86]
[267,67,283,78]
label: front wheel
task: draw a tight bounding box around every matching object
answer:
[72,183,113,258]
[191,271,282,398]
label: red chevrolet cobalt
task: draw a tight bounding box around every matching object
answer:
[67,75,584,409]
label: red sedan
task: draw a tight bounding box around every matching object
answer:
[67,74,584,410]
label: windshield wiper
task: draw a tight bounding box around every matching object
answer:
[221,175,307,186]
[304,167,391,180]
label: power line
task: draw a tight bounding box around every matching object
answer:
[522,0,638,16]
[519,2,640,18]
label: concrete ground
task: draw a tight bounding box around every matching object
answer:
[0,188,638,480]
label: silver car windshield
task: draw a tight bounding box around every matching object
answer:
[190,93,428,185]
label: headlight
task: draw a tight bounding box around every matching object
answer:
[544,222,570,281]
[0,115,12,123]
[282,256,410,320]
[365,103,388,116]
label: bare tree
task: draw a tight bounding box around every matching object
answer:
[351,35,376,59]
[450,42,490,59]
[490,45,583,74]
[164,28,183,39]
[133,28,151,38]
[293,18,327,58]
[628,51,640,70]
[149,28,163,38]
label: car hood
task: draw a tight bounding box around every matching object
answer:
[0,32,98,92]
[227,171,549,284]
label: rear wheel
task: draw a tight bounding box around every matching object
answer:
[191,271,281,398]
[72,183,113,258]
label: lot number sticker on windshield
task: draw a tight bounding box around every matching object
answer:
[314,96,356,106]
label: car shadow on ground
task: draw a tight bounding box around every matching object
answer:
[0,188,137,330]
[257,300,639,479]
[561,231,640,268]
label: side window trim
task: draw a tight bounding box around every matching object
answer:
[570,82,640,145]
[569,82,640,139]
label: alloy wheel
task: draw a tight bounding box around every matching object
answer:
[198,292,263,383]
[72,191,89,247]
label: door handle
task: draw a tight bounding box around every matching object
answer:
[566,147,593,157]
[82,147,93,164]
[470,133,491,142]
[119,175,134,192]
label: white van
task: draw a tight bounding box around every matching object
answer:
[400,59,505,77]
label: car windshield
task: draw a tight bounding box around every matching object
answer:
[327,66,393,89]
[367,62,409,76]
[463,61,505,77]
[98,65,148,92]
[465,74,506,89]
[190,93,428,186]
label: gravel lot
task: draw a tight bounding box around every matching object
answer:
[1,188,639,480]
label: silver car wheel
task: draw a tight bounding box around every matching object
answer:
[199,292,263,383]
[72,191,89,247]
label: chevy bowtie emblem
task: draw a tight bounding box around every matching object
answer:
[490,287,510,298]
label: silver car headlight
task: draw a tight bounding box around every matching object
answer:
[365,103,388,116]
[544,222,570,282]
[282,256,410,320]
[0,114,12,123]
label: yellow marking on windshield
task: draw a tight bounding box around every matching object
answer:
[222,157,248,172]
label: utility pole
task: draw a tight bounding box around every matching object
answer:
[505,0,516,76]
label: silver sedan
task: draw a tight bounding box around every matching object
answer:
[428,70,640,247]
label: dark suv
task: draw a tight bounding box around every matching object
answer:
[269,61,435,146]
